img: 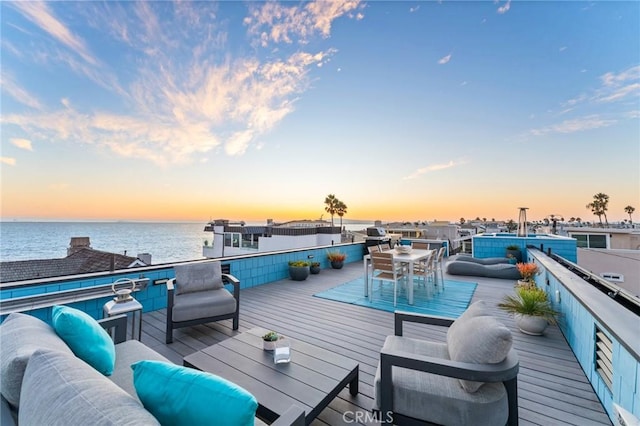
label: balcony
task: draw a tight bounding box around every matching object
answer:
[1,241,637,424]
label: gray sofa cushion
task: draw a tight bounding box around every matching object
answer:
[0,313,73,407]
[174,262,224,295]
[446,300,491,343]
[19,349,160,425]
[108,340,172,400]
[446,261,521,280]
[447,316,513,392]
[374,336,508,426]
[172,287,237,322]
[455,256,512,265]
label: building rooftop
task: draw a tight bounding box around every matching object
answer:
[0,248,144,283]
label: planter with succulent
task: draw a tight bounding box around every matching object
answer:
[326,251,346,269]
[505,244,522,262]
[262,331,281,351]
[310,261,321,274]
[516,262,539,287]
[288,260,310,281]
[498,285,559,335]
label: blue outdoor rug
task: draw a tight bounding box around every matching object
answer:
[313,276,477,318]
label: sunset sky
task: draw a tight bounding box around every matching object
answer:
[1,1,638,224]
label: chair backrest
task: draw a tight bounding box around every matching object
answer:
[380,242,392,251]
[174,261,224,295]
[368,245,381,254]
[412,242,429,250]
[436,246,446,262]
[371,252,395,273]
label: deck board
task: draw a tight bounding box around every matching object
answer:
[140,261,611,425]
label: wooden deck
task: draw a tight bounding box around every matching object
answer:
[139,262,611,426]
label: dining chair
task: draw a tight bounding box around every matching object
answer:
[411,241,429,250]
[412,250,436,295]
[434,246,446,289]
[370,252,407,307]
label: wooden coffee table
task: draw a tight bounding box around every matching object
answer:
[183,327,359,425]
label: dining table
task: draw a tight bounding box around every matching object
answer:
[363,248,434,305]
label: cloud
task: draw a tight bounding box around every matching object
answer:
[530,115,617,136]
[2,2,354,165]
[10,138,33,151]
[1,157,17,166]
[409,6,421,13]
[497,0,511,14]
[559,46,567,52]
[244,0,363,46]
[438,53,452,65]
[0,74,43,110]
[403,160,467,180]
[10,1,98,66]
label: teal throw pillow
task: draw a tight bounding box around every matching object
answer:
[51,305,116,376]
[132,360,258,426]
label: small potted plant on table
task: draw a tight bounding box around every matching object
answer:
[326,251,346,269]
[262,331,280,350]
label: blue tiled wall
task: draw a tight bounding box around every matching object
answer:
[0,244,364,323]
[473,234,577,262]
[529,250,639,423]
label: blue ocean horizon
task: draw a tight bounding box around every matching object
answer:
[0,220,374,264]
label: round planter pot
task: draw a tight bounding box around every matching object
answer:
[289,266,310,281]
[310,265,321,275]
[516,314,548,335]
[506,248,522,262]
[330,260,344,269]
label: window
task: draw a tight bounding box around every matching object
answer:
[571,233,608,249]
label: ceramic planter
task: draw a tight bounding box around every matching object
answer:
[289,265,310,281]
[310,264,321,274]
[516,314,548,335]
[330,260,344,269]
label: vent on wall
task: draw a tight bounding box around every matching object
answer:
[595,326,613,391]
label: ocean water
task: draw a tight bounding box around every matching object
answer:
[0,221,373,264]
[0,222,207,264]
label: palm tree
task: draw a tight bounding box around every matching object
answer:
[624,205,635,224]
[335,200,348,229]
[587,193,610,227]
[324,194,338,227]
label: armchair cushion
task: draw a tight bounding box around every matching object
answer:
[132,360,258,426]
[174,262,223,295]
[374,336,508,426]
[0,313,73,407]
[447,316,512,392]
[51,305,116,376]
[171,287,237,323]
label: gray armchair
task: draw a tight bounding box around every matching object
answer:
[374,301,519,425]
[166,261,239,344]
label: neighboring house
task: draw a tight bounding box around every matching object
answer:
[0,237,149,283]
[203,219,342,258]
[565,227,640,297]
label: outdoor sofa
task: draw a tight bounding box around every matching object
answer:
[0,309,304,426]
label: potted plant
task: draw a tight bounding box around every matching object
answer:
[310,261,321,274]
[288,260,310,281]
[516,262,539,286]
[505,244,522,262]
[262,331,280,350]
[326,251,346,269]
[498,286,559,335]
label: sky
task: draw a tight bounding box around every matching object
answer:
[1,0,638,224]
